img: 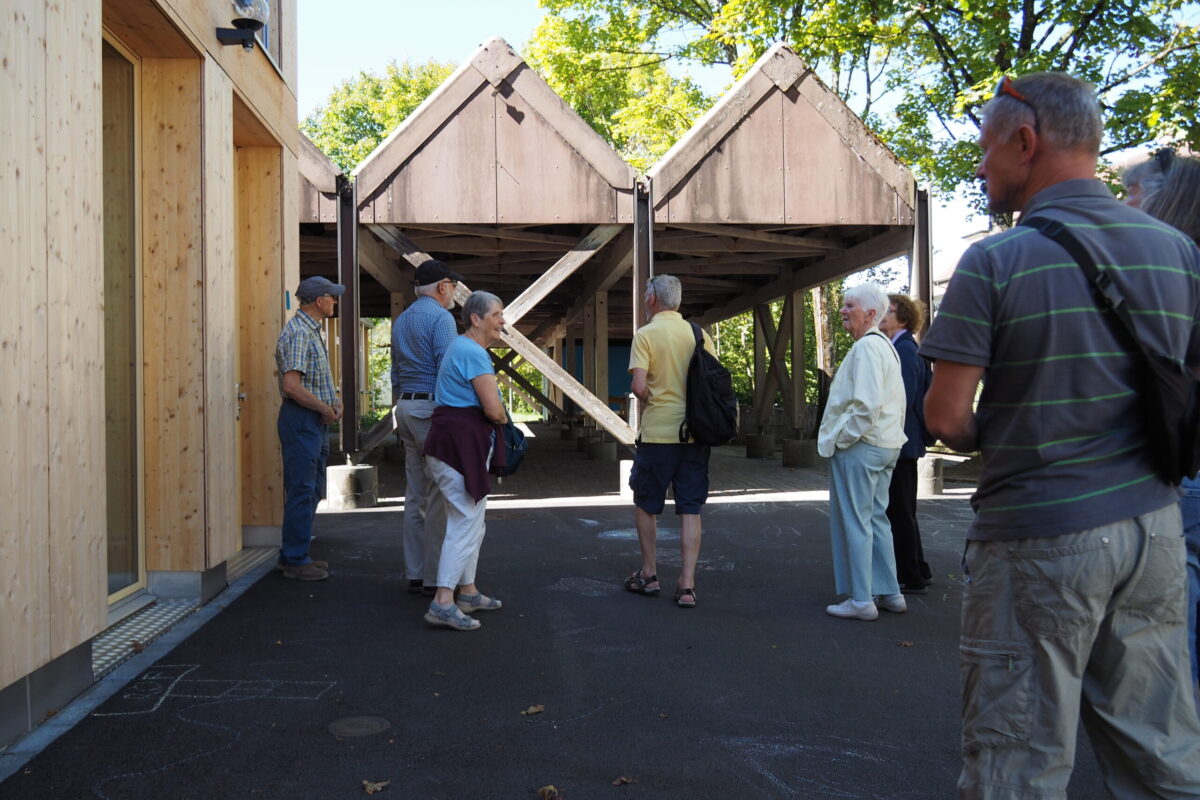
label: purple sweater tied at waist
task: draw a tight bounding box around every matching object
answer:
[423,405,506,502]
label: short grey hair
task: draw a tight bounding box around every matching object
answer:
[844,282,889,322]
[461,290,501,328]
[647,274,682,310]
[982,72,1102,155]
[415,282,440,298]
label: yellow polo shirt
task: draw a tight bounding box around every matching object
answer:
[628,310,716,443]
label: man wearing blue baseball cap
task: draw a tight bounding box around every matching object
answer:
[273,276,345,580]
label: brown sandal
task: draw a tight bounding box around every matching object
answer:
[674,587,697,608]
[624,569,660,595]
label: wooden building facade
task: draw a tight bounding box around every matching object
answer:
[1,0,298,747]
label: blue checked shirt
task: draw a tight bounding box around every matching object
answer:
[391,296,458,396]
[276,310,338,406]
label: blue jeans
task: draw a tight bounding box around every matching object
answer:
[1182,475,1200,687]
[277,400,329,566]
[828,441,901,601]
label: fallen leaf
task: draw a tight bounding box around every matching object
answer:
[659,712,669,719]
[362,779,389,794]
[536,786,562,799]
[899,641,914,648]
[275,640,283,646]
[612,775,637,786]
[130,640,145,653]
[521,705,545,716]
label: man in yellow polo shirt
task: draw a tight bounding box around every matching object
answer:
[624,275,716,609]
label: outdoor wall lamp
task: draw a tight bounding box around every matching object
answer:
[216,0,269,51]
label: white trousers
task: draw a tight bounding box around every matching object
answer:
[428,455,488,589]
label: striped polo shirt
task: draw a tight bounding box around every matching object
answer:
[921,179,1200,541]
[275,309,338,407]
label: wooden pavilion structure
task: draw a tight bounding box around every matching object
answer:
[298,39,924,454]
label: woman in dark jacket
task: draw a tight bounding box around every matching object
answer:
[422,291,511,631]
[879,294,934,594]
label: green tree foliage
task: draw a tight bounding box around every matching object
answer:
[524,14,713,170]
[536,0,1200,204]
[301,60,456,173]
[711,285,852,414]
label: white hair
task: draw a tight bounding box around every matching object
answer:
[415,282,440,298]
[844,282,889,321]
[647,274,681,310]
[461,291,501,328]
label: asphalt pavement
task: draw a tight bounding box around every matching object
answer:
[0,427,1107,799]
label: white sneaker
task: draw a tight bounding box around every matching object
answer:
[874,594,907,613]
[825,598,879,621]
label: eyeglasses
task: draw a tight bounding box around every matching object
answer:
[994,75,1039,130]
[440,279,457,289]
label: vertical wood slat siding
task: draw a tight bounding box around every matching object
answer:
[237,147,284,527]
[46,0,108,655]
[142,58,206,571]
[0,0,52,690]
[203,61,238,567]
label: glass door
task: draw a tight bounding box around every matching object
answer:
[102,38,143,600]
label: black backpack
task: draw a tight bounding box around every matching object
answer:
[679,322,739,446]
[1023,215,1200,485]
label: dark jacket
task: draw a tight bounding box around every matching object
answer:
[423,405,506,502]
[895,330,933,461]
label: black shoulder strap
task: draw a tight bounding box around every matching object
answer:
[688,321,703,349]
[1020,215,1155,362]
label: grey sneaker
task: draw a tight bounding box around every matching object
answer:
[424,601,481,631]
[874,594,908,614]
[825,598,879,621]
[276,559,328,572]
[456,593,503,614]
[281,562,329,581]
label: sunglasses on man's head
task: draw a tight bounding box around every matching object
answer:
[994,75,1040,130]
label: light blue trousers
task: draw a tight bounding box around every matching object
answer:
[829,441,901,602]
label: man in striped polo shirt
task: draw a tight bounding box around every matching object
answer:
[923,73,1200,797]
[275,276,344,581]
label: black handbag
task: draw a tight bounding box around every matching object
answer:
[1022,215,1200,485]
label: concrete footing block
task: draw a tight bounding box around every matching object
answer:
[588,440,618,461]
[326,464,378,509]
[918,456,944,495]
[746,433,776,459]
[782,439,817,467]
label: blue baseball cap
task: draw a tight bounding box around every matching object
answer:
[296,276,346,302]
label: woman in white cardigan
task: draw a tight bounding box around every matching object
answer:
[817,282,909,621]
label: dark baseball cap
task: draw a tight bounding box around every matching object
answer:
[296,276,346,302]
[413,259,464,287]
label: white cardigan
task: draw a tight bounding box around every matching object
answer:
[817,328,908,458]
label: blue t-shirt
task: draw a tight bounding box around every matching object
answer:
[435,336,494,408]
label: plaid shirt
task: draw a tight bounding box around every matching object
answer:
[275,310,337,406]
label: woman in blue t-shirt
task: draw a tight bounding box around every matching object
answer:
[421,291,511,631]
